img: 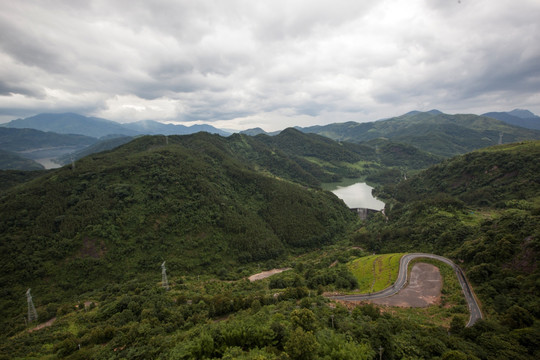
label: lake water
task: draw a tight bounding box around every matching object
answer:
[34,158,62,169]
[326,181,385,210]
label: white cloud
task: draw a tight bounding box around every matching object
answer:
[96,95,185,122]
[0,0,539,128]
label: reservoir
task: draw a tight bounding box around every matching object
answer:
[324,181,385,211]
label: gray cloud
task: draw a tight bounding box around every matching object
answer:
[0,0,539,129]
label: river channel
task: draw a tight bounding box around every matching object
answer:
[323,180,385,210]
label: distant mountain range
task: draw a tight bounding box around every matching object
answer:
[298,110,540,157]
[482,109,540,130]
[1,113,230,138]
[1,109,540,170]
[0,149,45,171]
[2,113,139,138]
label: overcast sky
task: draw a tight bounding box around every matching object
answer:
[1,0,539,131]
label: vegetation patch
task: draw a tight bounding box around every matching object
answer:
[347,253,405,293]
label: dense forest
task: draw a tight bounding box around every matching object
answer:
[0,135,539,359]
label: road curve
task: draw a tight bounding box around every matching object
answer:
[331,253,483,327]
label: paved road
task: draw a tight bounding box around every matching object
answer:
[331,253,483,327]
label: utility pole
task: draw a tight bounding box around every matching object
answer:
[26,288,38,323]
[161,262,169,291]
[379,346,384,360]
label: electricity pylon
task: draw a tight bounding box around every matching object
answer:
[26,288,38,323]
[161,261,169,291]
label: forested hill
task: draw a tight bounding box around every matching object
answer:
[2,137,539,358]
[0,134,356,335]
[0,127,97,152]
[252,128,440,181]
[391,141,540,206]
[300,112,540,157]
[0,149,44,171]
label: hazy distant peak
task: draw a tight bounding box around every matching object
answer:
[240,127,267,135]
[508,109,538,119]
[403,109,443,116]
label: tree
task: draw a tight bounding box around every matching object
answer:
[441,350,468,360]
[290,308,318,332]
[450,316,466,335]
[504,305,534,329]
[284,327,318,360]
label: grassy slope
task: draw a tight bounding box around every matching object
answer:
[347,253,405,292]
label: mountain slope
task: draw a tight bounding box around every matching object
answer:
[2,113,230,138]
[0,134,356,335]
[55,136,134,165]
[393,141,540,206]
[254,128,441,183]
[355,141,540,345]
[0,127,97,152]
[483,109,540,130]
[2,113,139,138]
[122,119,230,136]
[0,149,45,170]
[301,111,540,157]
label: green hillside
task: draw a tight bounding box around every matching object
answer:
[0,169,49,194]
[2,136,539,359]
[391,141,540,206]
[55,136,133,165]
[0,134,356,334]
[0,149,45,170]
[0,127,97,152]
[253,128,440,185]
[355,141,540,346]
[301,112,540,157]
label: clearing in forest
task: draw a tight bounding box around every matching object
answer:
[347,253,405,293]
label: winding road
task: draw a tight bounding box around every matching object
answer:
[331,253,483,327]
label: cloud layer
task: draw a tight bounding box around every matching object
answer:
[1,0,539,130]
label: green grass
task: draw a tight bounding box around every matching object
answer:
[347,253,406,293]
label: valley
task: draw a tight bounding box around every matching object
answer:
[0,114,538,359]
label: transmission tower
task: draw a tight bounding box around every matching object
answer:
[26,288,38,323]
[498,132,503,145]
[161,261,170,291]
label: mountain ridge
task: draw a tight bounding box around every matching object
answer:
[299,111,540,157]
[2,113,229,138]
[482,109,540,130]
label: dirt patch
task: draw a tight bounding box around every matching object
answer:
[369,263,442,308]
[248,268,291,282]
[80,237,106,259]
[28,317,56,333]
[504,236,537,274]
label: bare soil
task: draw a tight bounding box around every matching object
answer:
[248,268,291,282]
[369,262,442,307]
[28,317,56,333]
